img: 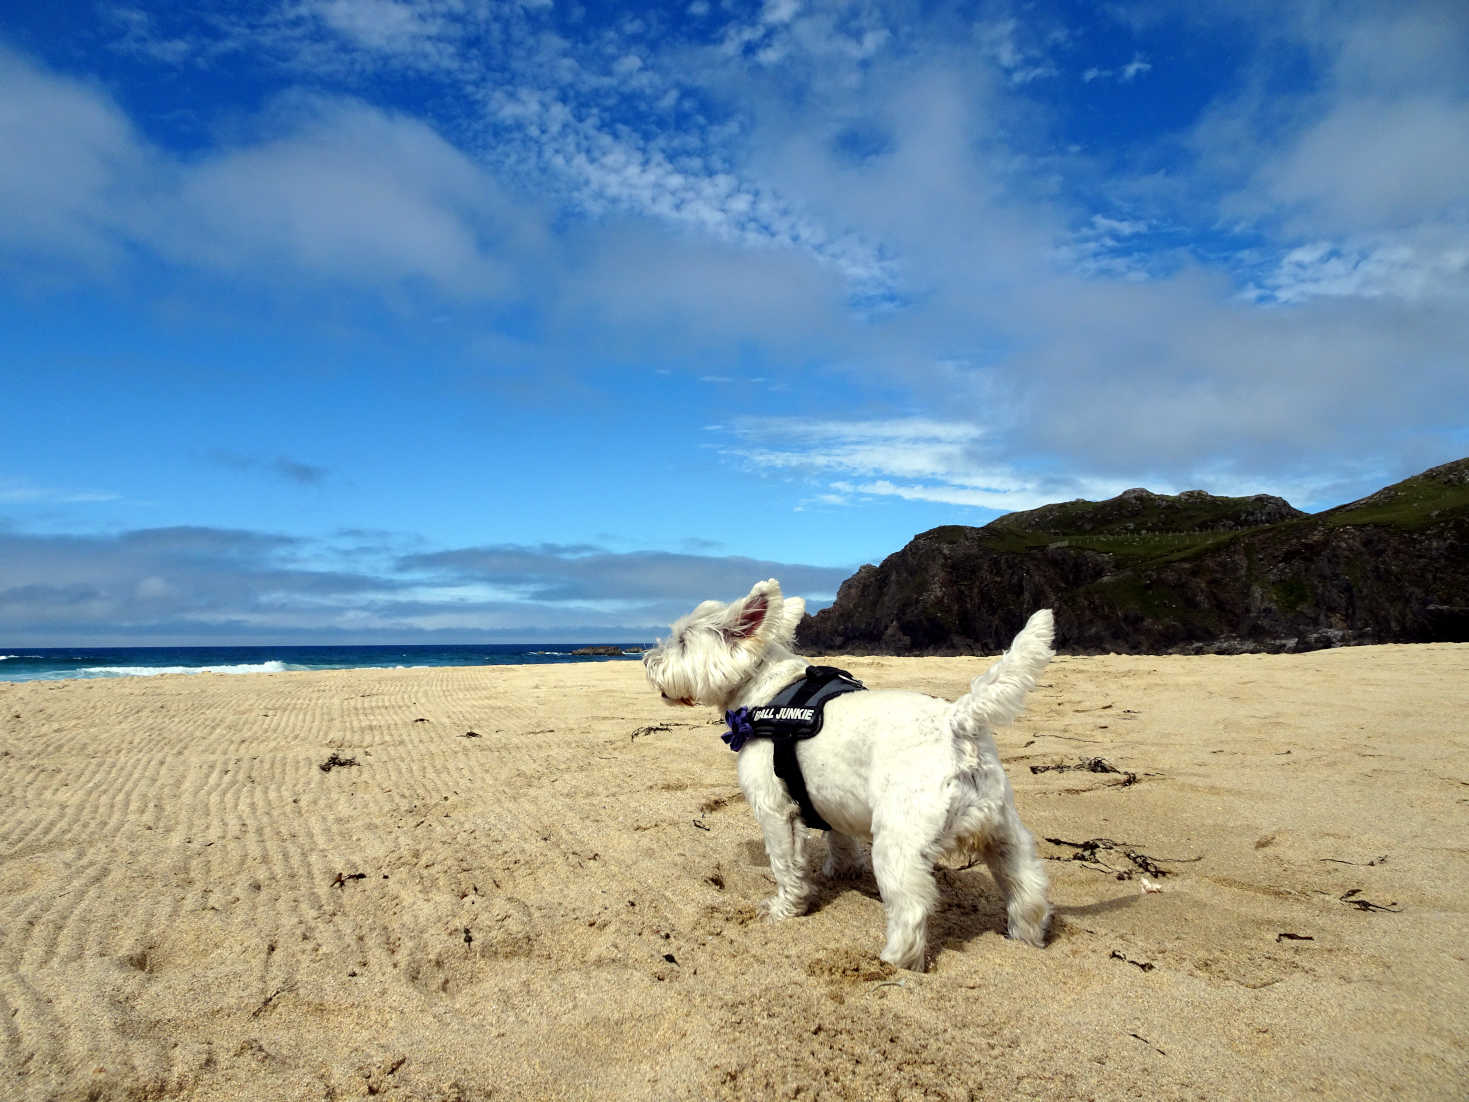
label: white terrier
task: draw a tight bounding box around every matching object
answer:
[642,578,1054,971]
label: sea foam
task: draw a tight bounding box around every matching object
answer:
[75,661,292,679]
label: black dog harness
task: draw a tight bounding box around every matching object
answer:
[723,666,866,832]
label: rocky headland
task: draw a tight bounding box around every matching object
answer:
[798,458,1469,655]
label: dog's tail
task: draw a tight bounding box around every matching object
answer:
[947,609,1055,740]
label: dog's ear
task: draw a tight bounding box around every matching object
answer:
[720,579,783,643]
[777,596,805,642]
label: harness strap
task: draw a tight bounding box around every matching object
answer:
[724,665,866,832]
[773,738,832,832]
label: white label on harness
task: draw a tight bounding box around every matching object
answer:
[752,706,816,723]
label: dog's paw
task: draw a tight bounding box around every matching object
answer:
[878,942,929,973]
[1007,898,1053,947]
[1006,918,1051,948]
[761,895,806,921]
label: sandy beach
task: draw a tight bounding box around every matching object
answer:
[2,645,1466,1101]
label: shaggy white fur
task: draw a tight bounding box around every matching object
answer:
[642,578,1055,971]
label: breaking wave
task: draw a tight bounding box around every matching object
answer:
[75,661,292,679]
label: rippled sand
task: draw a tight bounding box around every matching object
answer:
[2,646,1465,1100]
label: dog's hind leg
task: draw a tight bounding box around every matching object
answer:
[822,831,867,880]
[982,810,1051,947]
[871,833,940,971]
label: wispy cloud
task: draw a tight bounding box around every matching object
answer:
[0,484,122,506]
[976,16,1061,85]
[1121,55,1151,81]
[716,417,1136,512]
[1082,52,1150,83]
[1249,237,1469,304]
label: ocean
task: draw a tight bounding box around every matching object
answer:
[0,643,650,683]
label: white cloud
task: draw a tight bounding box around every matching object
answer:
[0,51,534,299]
[720,417,1140,512]
[0,483,122,505]
[0,46,151,271]
[476,72,894,295]
[1252,97,1469,231]
[974,13,1065,85]
[1120,54,1151,82]
[983,263,1469,497]
[312,0,446,53]
[1325,3,1469,94]
[1082,53,1150,84]
[134,576,173,600]
[163,97,523,298]
[103,7,196,64]
[726,416,981,478]
[1181,7,1469,317]
[829,479,1043,510]
[1090,215,1146,236]
[1052,214,1156,282]
[762,0,801,27]
[555,219,851,344]
[1255,236,1469,304]
[976,17,1058,84]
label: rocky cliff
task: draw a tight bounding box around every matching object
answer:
[796,458,1469,655]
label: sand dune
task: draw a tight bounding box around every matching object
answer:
[2,646,1466,1100]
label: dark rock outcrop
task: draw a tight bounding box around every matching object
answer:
[797,459,1469,655]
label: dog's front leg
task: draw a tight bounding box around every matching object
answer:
[756,810,813,919]
[738,745,813,919]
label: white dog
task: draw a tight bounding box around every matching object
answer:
[642,578,1054,971]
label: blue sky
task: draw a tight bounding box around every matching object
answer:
[2,0,1466,644]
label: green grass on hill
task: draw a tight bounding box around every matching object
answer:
[1322,474,1469,531]
[916,467,1466,578]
